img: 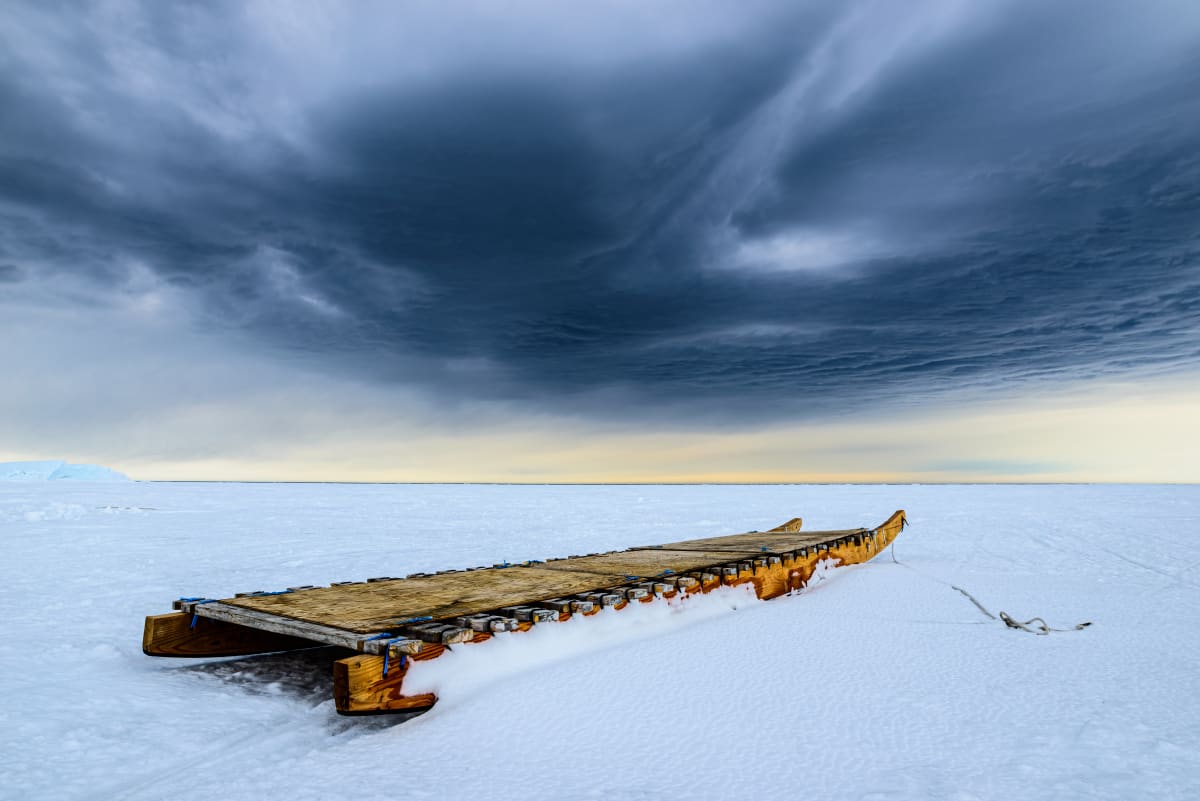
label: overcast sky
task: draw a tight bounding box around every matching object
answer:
[1,0,1197,481]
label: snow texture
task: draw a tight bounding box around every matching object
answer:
[1,482,1197,801]
[0,460,130,481]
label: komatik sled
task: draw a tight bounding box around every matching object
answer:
[144,510,906,714]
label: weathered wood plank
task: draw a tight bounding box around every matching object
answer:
[224,565,631,633]
[189,602,424,656]
[142,611,316,658]
[532,548,765,578]
[636,527,865,553]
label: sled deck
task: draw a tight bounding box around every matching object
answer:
[144,510,906,715]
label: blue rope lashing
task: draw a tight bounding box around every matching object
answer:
[659,569,675,575]
[393,615,432,626]
[366,632,398,675]
[188,599,219,629]
[382,640,410,678]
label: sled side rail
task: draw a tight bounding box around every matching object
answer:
[145,601,428,658]
[143,611,319,657]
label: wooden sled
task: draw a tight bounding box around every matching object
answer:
[144,510,906,715]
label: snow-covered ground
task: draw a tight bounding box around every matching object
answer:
[1,482,1197,801]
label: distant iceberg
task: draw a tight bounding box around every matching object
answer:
[0,461,131,481]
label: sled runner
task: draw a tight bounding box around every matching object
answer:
[144,510,906,714]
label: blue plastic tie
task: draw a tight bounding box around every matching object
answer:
[393,615,433,626]
[188,599,219,629]
[382,640,410,677]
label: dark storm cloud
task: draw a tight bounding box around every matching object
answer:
[1,0,1198,420]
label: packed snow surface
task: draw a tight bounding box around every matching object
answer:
[0,460,130,481]
[2,483,1198,801]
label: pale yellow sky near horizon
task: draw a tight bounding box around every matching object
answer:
[6,375,1196,484]
[3,288,1197,483]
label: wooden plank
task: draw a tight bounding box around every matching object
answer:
[636,528,866,553]
[190,602,423,656]
[531,549,761,578]
[142,611,316,658]
[225,565,632,633]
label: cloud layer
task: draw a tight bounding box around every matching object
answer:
[2,0,1198,430]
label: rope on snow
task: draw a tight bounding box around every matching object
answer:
[888,525,1091,635]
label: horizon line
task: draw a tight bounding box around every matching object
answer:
[129,479,1199,486]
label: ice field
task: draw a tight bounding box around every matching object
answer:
[2,481,1197,801]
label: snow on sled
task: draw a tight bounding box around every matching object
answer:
[144,510,906,715]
